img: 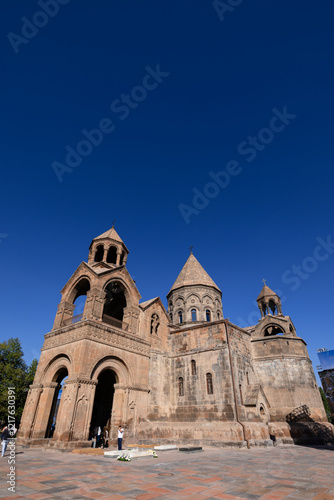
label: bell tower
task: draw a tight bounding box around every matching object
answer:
[88,225,129,268]
[256,281,283,318]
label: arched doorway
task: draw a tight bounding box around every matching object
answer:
[90,369,116,440]
[45,368,68,438]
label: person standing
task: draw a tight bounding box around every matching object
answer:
[1,426,9,457]
[117,425,124,450]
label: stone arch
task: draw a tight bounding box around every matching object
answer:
[175,296,185,306]
[258,401,269,422]
[102,279,130,322]
[66,276,92,304]
[42,354,72,384]
[90,355,132,385]
[262,323,285,337]
[185,292,201,303]
[203,294,214,305]
[103,277,133,304]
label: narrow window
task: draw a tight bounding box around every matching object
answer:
[206,310,211,322]
[239,384,243,405]
[179,377,184,396]
[191,309,197,322]
[206,373,213,394]
[178,311,183,324]
[246,372,250,385]
[191,360,196,376]
[94,245,104,262]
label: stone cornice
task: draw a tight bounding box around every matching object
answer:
[65,378,98,386]
[42,319,150,357]
[253,355,312,363]
[168,345,227,358]
[251,336,306,345]
[115,383,149,393]
[29,384,43,390]
[42,382,59,389]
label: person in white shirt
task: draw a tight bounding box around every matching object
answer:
[117,425,124,450]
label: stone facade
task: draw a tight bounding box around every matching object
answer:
[18,227,334,448]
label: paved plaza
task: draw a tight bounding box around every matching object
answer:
[1,445,334,500]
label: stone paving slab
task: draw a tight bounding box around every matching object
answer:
[1,445,334,499]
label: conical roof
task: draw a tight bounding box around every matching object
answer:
[257,284,278,301]
[90,226,129,253]
[94,226,123,243]
[168,253,221,295]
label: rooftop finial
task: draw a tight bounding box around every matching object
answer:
[189,245,194,254]
[262,278,267,286]
[112,219,116,228]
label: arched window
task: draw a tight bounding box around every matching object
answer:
[264,325,284,336]
[191,309,197,322]
[178,311,183,324]
[246,372,249,385]
[103,281,126,322]
[217,312,220,320]
[71,278,90,322]
[269,300,276,315]
[94,245,104,262]
[191,360,196,376]
[206,373,213,394]
[107,246,117,264]
[178,377,184,396]
[206,310,211,322]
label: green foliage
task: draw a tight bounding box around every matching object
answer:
[319,387,332,423]
[0,338,38,425]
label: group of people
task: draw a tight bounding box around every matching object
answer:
[90,425,124,450]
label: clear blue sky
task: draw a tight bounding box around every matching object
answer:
[1,1,333,383]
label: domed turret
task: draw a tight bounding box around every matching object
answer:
[167,251,223,326]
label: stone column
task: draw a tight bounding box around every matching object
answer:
[53,301,75,329]
[103,247,108,262]
[83,288,106,321]
[33,382,59,438]
[52,380,80,442]
[18,384,43,439]
[71,380,98,442]
[110,384,127,440]
[116,250,122,266]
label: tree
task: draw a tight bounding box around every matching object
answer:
[319,387,332,423]
[0,338,38,426]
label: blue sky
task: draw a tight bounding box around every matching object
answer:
[1,1,333,383]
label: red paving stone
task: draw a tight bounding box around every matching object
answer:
[1,445,334,499]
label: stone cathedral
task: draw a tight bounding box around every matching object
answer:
[18,227,333,448]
